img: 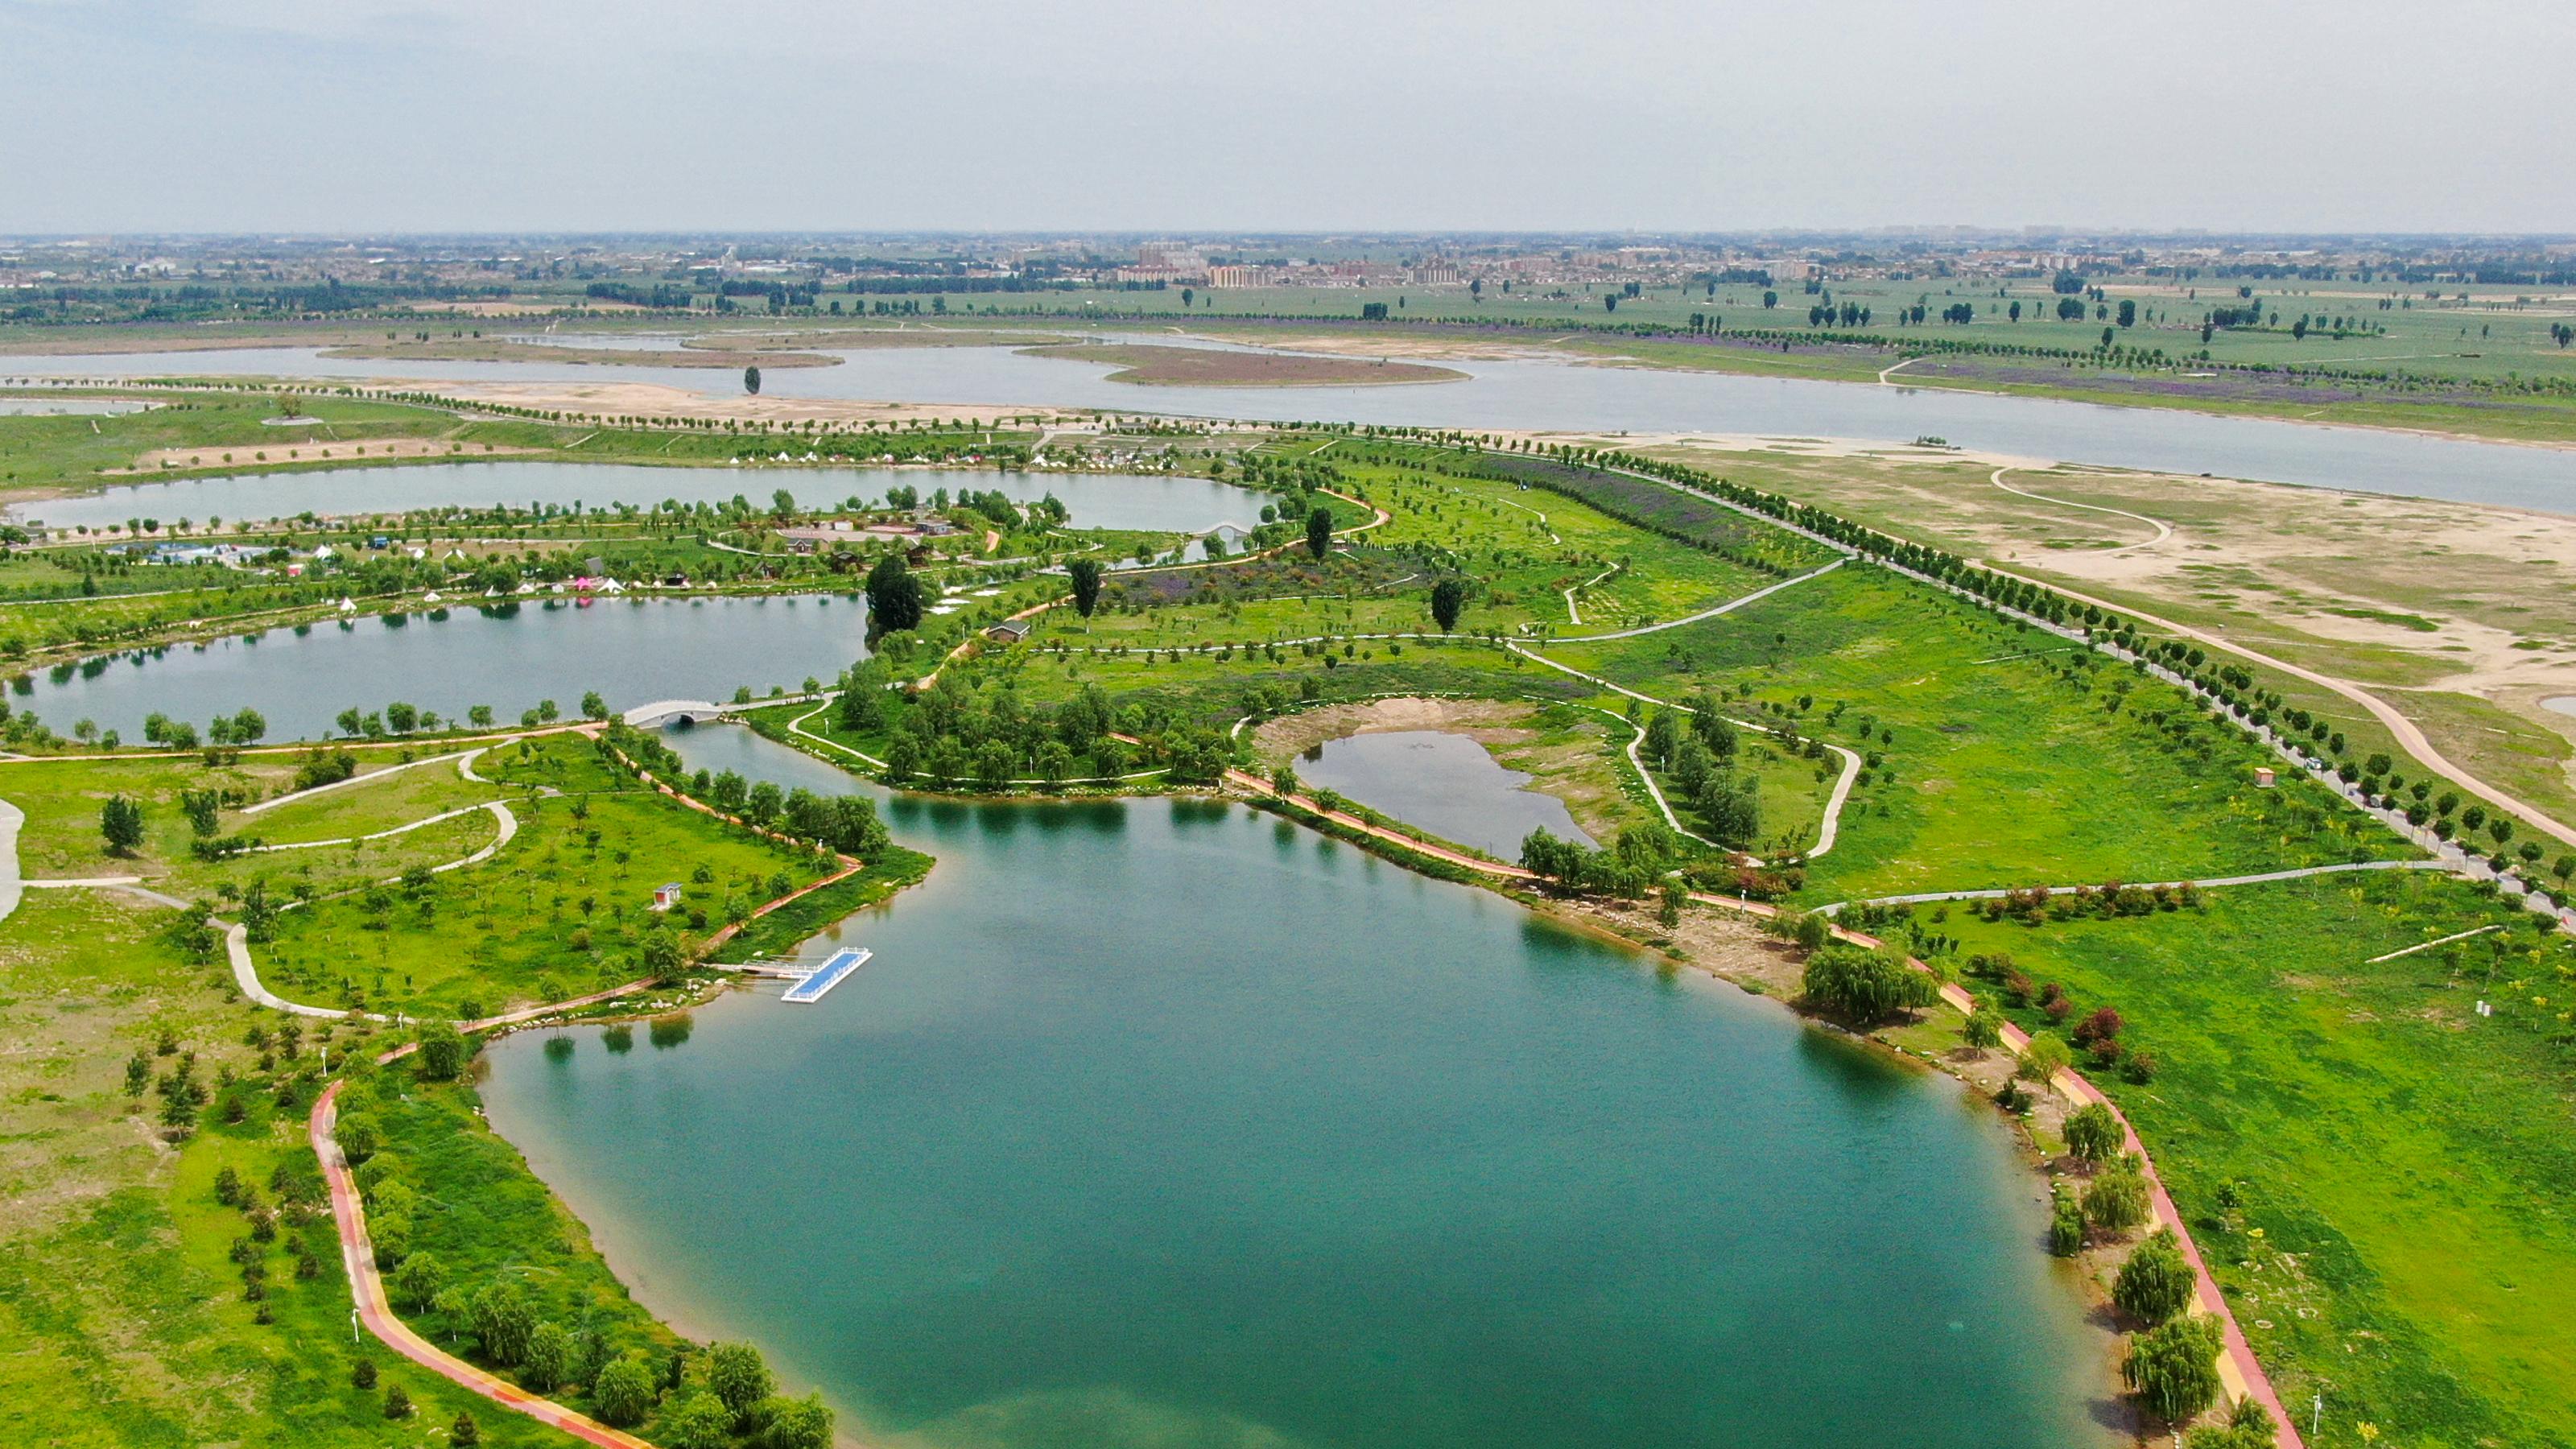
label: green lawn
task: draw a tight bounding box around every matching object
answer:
[1937,872,2576,1449]
[1546,565,2413,899]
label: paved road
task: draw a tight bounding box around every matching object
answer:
[1818,857,2453,914]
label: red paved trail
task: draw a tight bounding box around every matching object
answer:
[312,1080,656,1448]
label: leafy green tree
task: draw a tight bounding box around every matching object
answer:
[2113,1228,2198,1327]
[522,1321,576,1392]
[2124,1314,2224,1422]
[2064,1101,2123,1162]
[581,691,608,721]
[393,1251,447,1310]
[864,554,926,634]
[2016,1033,2072,1083]
[336,1112,382,1162]
[758,1393,836,1449]
[2083,1154,2153,1233]
[1963,1006,2005,1050]
[592,1356,656,1427]
[100,795,147,856]
[469,1282,537,1366]
[708,1340,775,1426]
[415,1022,469,1081]
[1306,505,1334,560]
[2048,1184,2087,1256]
[1430,577,1467,633]
[1068,557,1104,619]
[663,1392,733,1449]
[180,789,222,836]
[1800,943,1935,1023]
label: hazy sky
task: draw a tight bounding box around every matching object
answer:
[6,0,2570,236]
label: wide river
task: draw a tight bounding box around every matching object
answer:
[473,724,2111,1449]
[8,337,2574,512]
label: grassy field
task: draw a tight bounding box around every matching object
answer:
[0,883,592,1448]
[1546,564,2408,900]
[1934,871,2576,1449]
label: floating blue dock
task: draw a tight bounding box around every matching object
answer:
[782,947,872,1003]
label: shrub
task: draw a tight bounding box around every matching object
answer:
[383,1385,411,1420]
[2188,1397,2278,1449]
[2124,1314,2224,1423]
[708,1340,774,1424]
[2071,1005,2124,1046]
[2084,1154,2153,1233]
[452,1413,481,1447]
[2113,1228,2198,1327]
[2124,1051,2161,1084]
[2048,1184,2087,1256]
[592,1357,657,1428]
[351,1359,378,1390]
[2063,1101,2122,1162]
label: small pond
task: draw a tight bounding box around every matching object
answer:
[1296,729,1596,857]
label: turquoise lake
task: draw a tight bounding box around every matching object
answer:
[473,725,2112,1449]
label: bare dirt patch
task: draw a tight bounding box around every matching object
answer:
[117,437,543,473]
[415,379,1084,430]
[1250,696,1537,761]
[684,328,1079,351]
[1022,342,1464,387]
[320,341,838,370]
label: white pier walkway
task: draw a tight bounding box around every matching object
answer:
[781,947,872,1003]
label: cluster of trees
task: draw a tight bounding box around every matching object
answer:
[136,707,266,753]
[1517,821,1684,898]
[611,725,890,858]
[840,662,1232,789]
[1639,704,1762,847]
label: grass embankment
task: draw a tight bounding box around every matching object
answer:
[0,720,921,1447]
[1934,871,2576,1449]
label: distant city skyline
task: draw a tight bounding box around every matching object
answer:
[5,0,2572,236]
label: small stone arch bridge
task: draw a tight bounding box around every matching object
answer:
[623,700,729,728]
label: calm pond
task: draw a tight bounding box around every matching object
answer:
[474,724,2110,1449]
[12,595,868,739]
[10,461,1265,535]
[1296,729,1595,857]
[8,340,2575,512]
